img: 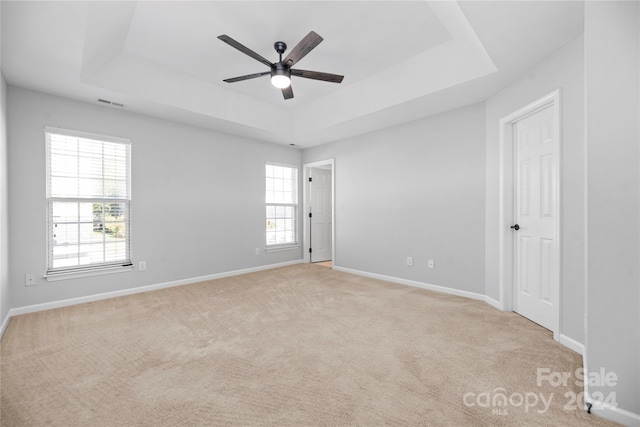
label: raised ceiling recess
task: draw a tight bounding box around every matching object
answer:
[1,1,584,147]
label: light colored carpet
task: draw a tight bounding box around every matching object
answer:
[314,261,333,268]
[1,264,616,426]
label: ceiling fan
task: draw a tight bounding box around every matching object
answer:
[218,31,344,100]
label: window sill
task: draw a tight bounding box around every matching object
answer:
[264,245,300,253]
[44,265,134,282]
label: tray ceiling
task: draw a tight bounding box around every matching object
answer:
[1,1,584,147]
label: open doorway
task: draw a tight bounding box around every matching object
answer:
[303,159,335,266]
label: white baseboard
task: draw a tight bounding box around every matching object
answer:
[585,396,640,426]
[558,333,585,355]
[333,266,486,302]
[333,266,588,356]
[1,259,304,336]
[582,358,640,426]
[484,295,503,310]
[0,311,11,339]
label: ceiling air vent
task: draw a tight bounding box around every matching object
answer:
[97,98,125,108]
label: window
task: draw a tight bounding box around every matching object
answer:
[45,127,131,276]
[265,163,298,248]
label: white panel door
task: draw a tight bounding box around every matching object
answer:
[513,105,558,330]
[310,168,332,262]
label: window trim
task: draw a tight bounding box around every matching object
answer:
[44,264,134,282]
[44,126,132,279]
[264,244,300,253]
[44,126,131,145]
[265,162,299,249]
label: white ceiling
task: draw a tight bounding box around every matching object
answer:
[1,1,584,148]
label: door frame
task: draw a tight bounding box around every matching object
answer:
[303,159,335,265]
[498,89,562,341]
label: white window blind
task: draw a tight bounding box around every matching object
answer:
[265,163,298,247]
[45,127,132,275]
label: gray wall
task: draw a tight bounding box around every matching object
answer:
[0,0,8,325]
[0,72,9,324]
[8,87,302,309]
[484,36,585,344]
[303,103,486,295]
[585,1,639,417]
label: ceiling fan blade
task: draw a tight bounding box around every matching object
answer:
[282,31,323,67]
[282,85,294,100]
[291,69,344,84]
[218,35,273,68]
[223,71,270,83]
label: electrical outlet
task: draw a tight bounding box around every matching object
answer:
[139,261,146,271]
[255,248,260,256]
[428,260,434,269]
[407,256,413,266]
[25,274,36,286]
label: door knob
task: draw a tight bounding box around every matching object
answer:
[510,224,520,231]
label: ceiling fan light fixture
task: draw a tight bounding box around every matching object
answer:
[271,74,291,89]
[271,65,291,89]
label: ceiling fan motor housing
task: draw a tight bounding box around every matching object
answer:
[271,62,290,79]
